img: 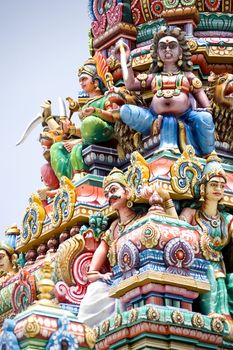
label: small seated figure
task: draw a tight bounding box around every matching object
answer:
[179,155,233,319]
[117,27,215,157]
[50,57,126,181]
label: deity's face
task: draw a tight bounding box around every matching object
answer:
[157,36,181,65]
[205,176,226,202]
[104,183,129,211]
[79,73,95,94]
[0,249,12,274]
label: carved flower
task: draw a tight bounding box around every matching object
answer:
[129,309,138,323]
[211,317,224,333]
[147,307,160,321]
[171,310,184,324]
[101,320,110,334]
[114,314,122,328]
[192,313,205,328]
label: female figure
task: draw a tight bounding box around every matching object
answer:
[179,156,233,319]
[50,57,116,181]
[118,27,215,157]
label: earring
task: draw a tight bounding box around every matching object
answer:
[199,188,205,202]
[177,55,183,67]
[157,56,163,68]
[127,200,133,208]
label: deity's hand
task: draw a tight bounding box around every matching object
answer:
[140,185,154,200]
[87,271,113,283]
[82,106,95,117]
[100,272,113,281]
[63,141,76,153]
[114,41,131,63]
[41,100,52,122]
[154,184,171,201]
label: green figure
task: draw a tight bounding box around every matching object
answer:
[50,57,116,181]
[180,156,233,319]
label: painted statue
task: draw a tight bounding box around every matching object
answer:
[77,168,138,326]
[179,156,233,319]
[78,166,179,326]
[50,55,138,181]
[117,26,215,156]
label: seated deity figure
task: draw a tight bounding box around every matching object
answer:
[179,156,233,319]
[49,57,132,181]
[117,27,215,157]
[78,167,178,326]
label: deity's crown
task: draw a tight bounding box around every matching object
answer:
[0,242,14,255]
[103,167,128,189]
[201,152,226,183]
[78,57,97,78]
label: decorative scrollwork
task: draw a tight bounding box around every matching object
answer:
[118,241,139,275]
[52,176,76,228]
[21,194,46,244]
[126,151,150,201]
[170,145,203,197]
[164,237,194,276]
[140,223,160,248]
[11,270,36,314]
[56,234,85,285]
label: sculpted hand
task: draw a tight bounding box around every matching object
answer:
[114,41,130,63]
[154,184,171,201]
[100,272,113,281]
[82,106,95,117]
[63,141,75,153]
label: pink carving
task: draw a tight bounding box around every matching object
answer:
[91,15,107,38]
[91,0,107,38]
[54,252,93,304]
[106,2,123,27]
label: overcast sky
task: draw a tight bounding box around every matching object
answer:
[0,1,90,236]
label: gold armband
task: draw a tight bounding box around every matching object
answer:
[86,270,99,276]
[191,77,202,90]
[94,107,103,118]
[136,73,148,89]
[164,199,174,209]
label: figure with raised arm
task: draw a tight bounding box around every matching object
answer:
[78,167,178,326]
[179,155,233,319]
[117,27,215,156]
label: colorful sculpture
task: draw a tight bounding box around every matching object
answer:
[179,155,233,319]
[118,27,215,156]
[3,1,233,349]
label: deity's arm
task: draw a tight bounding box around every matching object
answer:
[186,72,210,109]
[86,239,112,282]
[124,68,153,92]
[179,207,196,224]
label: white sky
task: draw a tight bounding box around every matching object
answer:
[0,1,90,236]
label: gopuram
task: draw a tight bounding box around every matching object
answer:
[1,1,233,349]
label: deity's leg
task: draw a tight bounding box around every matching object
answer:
[71,143,89,172]
[200,264,231,318]
[120,105,157,135]
[50,142,72,180]
[81,116,114,145]
[178,109,215,156]
[159,115,179,150]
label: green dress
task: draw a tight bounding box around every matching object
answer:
[197,210,233,318]
[50,95,114,180]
